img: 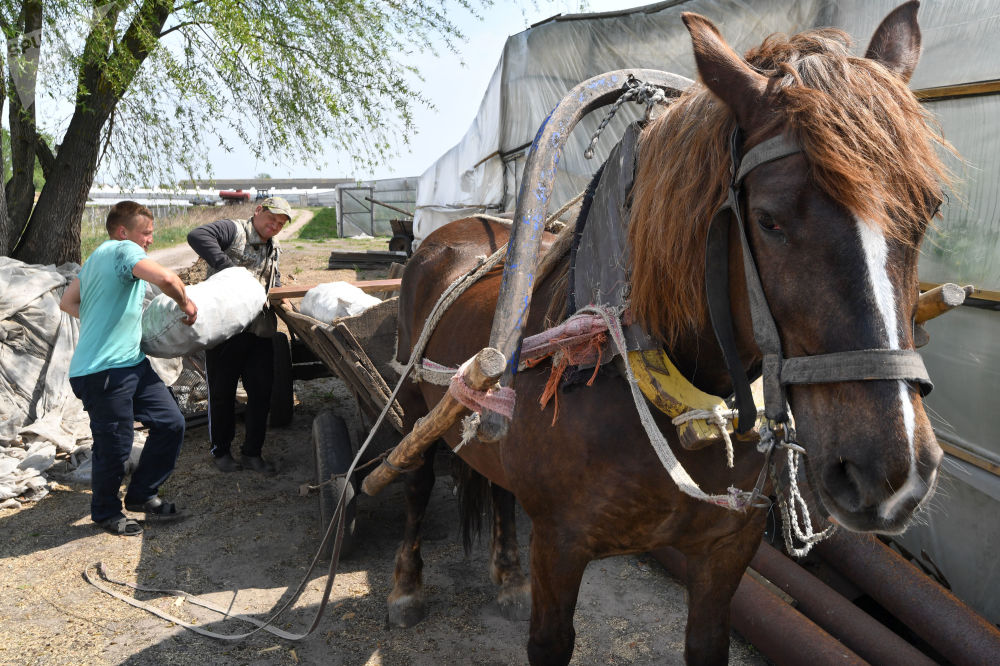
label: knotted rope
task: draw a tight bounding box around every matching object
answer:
[759,422,838,557]
[584,75,670,159]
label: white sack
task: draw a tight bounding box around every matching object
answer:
[300,282,381,323]
[141,267,265,357]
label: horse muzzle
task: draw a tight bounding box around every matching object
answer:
[792,379,943,534]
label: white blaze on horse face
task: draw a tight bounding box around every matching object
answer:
[856,219,921,523]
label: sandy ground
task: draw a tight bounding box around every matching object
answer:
[0,232,767,665]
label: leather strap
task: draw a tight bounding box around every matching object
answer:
[781,349,932,394]
[703,128,933,430]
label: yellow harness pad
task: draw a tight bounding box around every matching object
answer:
[627,349,762,450]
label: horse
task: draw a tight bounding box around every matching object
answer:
[388,3,949,663]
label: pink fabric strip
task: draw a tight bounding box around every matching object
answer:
[520,313,608,360]
[448,372,516,418]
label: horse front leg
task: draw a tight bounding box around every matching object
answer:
[526,524,589,666]
[490,485,531,620]
[386,443,438,627]
[682,516,764,665]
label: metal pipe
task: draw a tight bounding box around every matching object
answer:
[814,531,1000,666]
[751,542,934,665]
[652,548,867,665]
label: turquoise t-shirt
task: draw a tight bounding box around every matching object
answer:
[68,239,148,378]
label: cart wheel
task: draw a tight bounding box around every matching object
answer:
[313,410,358,559]
[388,234,412,255]
[270,332,294,427]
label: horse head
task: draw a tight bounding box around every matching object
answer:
[631,2,948,534]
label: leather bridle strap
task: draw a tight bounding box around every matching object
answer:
[704,129,932,432]
[780,349,933,388]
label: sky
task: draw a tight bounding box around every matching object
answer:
[203,1,652,183]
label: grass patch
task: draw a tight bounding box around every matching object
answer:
[296,207,338,240]
[81,203,254,260]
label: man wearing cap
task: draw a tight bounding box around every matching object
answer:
[187,197,293,474]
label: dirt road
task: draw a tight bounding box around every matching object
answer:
[0,239,765,665]
[148,208,314,271]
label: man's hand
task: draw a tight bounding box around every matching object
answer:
[133,259,195,322]
[180,298,198,326]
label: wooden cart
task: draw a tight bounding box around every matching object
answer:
[268,280,403,556]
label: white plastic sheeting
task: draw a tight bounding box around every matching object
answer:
[0,258,89,504]
[414,0,1000,289]
[0,259,171,507]
[413,0,827,243]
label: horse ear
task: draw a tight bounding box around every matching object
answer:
[682,12,768,129]
[864,1,922,83]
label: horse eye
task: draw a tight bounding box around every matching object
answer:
[755,211,780,232]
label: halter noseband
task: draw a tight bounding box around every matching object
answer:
[705,128,933,433]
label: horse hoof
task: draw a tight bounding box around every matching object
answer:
[387,594,427,628]
[497,582,531,622]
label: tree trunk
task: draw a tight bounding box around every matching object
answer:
[5,0,42,253]
[12,113,104,266]
[10,0,172,266]
[0,58,11,256]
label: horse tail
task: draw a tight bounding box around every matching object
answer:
[452,453,492,556]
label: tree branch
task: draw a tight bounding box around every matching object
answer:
[159,20,202,39]
[35,132,54,176]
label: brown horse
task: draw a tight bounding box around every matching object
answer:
[390,3,948,664]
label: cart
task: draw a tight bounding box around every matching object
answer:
[268,280,404,557]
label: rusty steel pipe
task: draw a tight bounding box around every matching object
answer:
[751,542,934,665]
[814,531,1000,666]
[652,548,866,665]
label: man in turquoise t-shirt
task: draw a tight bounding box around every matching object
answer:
[61,201,198,536]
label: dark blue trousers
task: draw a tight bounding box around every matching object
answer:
[70,358,185,523]
[205,331,273,458]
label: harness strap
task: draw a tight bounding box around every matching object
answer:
[735,133,803,183]
[781,349,932,392]
[705,128,934,430]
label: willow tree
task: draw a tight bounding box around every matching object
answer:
[0,0,483,264]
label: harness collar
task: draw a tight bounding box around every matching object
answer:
[704,128,932,433]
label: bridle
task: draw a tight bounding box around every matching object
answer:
[704,128,933,434]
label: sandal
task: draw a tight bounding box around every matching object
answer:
[99,516,143,537]
[124,496,183,520]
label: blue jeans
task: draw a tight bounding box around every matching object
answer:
[70,359,185,523]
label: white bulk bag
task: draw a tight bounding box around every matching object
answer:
[300,281,381,323]
[141,267,265,357]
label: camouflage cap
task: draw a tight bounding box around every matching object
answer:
[260,196,293,221]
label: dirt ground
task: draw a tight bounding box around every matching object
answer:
[0,230,767,665]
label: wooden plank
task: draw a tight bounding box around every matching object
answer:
[268,279,402,303]
[920,281,999,303]
[915,79,1000,101]
[939,440,1000,478]
[329,324,405,431]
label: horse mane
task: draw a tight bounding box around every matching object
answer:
[628,28,953,347]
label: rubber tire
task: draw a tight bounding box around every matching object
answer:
[270,332,294,427]
[313,410,358,559]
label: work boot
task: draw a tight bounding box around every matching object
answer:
[212,453,242,473]
[242,455,276,475]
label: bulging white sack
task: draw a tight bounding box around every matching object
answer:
[141,267,265,357]
[300,281,381,323]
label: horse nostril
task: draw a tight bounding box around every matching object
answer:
[823,459,864,511]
